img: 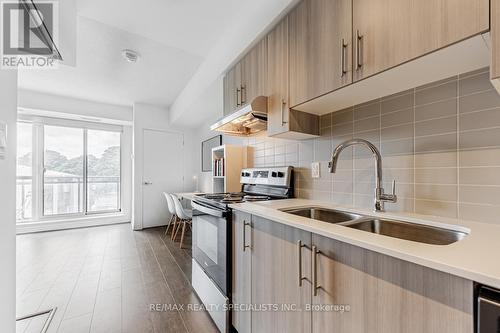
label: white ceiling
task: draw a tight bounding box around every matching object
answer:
[19,16,202,107]
[18,0,295,121]
[76,0,243,58]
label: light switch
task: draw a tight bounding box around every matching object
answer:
[311,162,320,178]
[0,122,6,159]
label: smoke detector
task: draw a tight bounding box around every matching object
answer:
[121,49,140,63]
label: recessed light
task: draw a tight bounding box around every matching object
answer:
[121,49,140,63]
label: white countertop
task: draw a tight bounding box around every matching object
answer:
[174,192,204,201]
[230,199,500,289]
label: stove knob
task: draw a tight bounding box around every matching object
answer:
[271,171,277,178]
[277,172,284,178]
[241,172,245,177]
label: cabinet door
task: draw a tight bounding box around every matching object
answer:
[312,234,473,333]
[232,211,251,333]
[225,63,242,115]
[251,216,312,333]
[289,0,352,107]
[242,38,267,106]
[353,0,489,81]
[223,74,231,116]
[267,17,290,136]
[493,0,500,83]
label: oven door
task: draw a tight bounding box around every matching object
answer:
[192,201,229,295]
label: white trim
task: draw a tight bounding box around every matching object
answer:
[18,107,133,126]
[16,119,129,226]
[16,214,130,234]
[18,113,124,132]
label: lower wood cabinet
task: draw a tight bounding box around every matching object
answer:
[312,233,474,333]
[232,211,251,333]
[251,216,312,333]
[232,211,474,333]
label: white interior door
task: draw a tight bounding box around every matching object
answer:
[142,129,184,228]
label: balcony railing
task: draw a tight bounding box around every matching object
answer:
[16,176,120,221]
[16,177,32,221]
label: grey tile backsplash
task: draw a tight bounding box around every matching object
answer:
[248,67,500,224]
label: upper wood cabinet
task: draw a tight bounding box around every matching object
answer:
[353,0,489,81]
[492,0,500,90]
[289,0,352,107]
[223,40,267,116]
[223,75,230,116]
[267,17,289,137]
[242,39,268,106]
[267,17,320,139]
[224,63,242,115]
[224,0,491,127]
[312,233,473,333]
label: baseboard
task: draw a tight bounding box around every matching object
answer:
[16,215,131,234]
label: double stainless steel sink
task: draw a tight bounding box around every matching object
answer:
[280,207,467,245]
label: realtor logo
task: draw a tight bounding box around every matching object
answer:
[1,0,61,69]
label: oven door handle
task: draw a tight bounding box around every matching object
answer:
[192,201,227,218]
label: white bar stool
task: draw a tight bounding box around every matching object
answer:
[163,193,177,235]
[172,194,192,248]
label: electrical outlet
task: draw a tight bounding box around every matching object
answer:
[311,162,320,178]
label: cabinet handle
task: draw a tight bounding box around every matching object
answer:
[297,240,306,287]
[281,99,288,126]
[236,88,241,107]
[241,85,246,104]
[340,38,347,77]
[243,220,251,251]
[355,30,363,71]
[312,245,320,296]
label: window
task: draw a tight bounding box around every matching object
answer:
[44,125,84,215]
[16,119,122,222]
[86,130,121,212]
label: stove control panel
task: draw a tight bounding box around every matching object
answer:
[240,167,293,187]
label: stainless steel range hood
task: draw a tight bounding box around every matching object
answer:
[210,96,268,136]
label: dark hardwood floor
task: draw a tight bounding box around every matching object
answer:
[16,223,219,333]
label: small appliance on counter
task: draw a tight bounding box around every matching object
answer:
[190,166,294,333]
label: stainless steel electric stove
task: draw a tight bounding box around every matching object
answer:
[191,166,294,332]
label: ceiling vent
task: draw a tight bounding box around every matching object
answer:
[121,49,140,63]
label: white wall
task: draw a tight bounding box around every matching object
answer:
[0,71,18,331]
[132,103,198,230]
[190,77,248,193]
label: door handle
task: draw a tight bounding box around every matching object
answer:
[243,220,251,251]
[281,99,288,126]
[297,240,306,287]
[241,85,246,104]
[236,88,241,107]
[143,181,152,185]
[312,245,320,296]
[355,30,363,71]
[340,38,347,77]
